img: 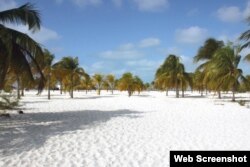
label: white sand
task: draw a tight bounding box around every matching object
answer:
[0,90,250,167]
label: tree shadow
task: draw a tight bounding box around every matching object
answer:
[0,109,143,156]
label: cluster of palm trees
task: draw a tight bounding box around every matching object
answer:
[155,37,250,101]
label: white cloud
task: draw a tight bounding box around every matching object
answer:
[99,37,161,59]
[71,0,102,7]
[91,61,105,70]
[0,0,17,11]
[175,26,208,44]
[126,59,161,68]
[50,47,64,53]
[119,43,135,50]
[139,38,161,48]
[216,1,250,23]
[218,34,239,44]
[112,0,122,8]
[217,6,242,23]
[243,1,250,19]
[99,49,143,59]
[6,24,60,44]
[133,0,168,12]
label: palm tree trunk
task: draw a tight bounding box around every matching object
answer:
[21,88,24,96]
[232,85,236,102]
[60,80,63,95]
[128,86,132,97]
[21,81,24,96]
[181,81,184,98]
[48,74,51,100]
[71,74,73,98]
[97,88,101,95]
[176,82,179,98]
[166,89,168,96]
[16,74,20,99]
[111,88,113,94]
[218,90,221,99]
[86,89,88,94]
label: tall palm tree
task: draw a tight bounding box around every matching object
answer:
[207,45,246,101]
[0,3,45,93]
[106,74,116,94]
[40,49,55,100]
[193,38,224,97]
[92,74,103,95]
[54,57,85,98]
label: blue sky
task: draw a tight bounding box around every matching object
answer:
[1,0,250,82]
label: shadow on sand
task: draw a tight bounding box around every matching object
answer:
[0,109,143,156]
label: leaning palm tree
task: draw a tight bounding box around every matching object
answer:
[54,57,85,98]
[0,3,45,93]
[207,45,246,101]
[92,74,104,95]
[193,38,224,96]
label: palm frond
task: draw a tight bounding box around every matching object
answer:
[0,3,40,32]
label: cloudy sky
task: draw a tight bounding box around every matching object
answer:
[1,0,250,82]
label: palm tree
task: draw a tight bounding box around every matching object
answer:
[193,38,224,97]
[92,74,103,95]
[194,38,224,62]
[106,74,116,94]
[117,72,143,97]
[207,45,246,101]
[40,49,55,100]
[155,55,190,98]
[0,3,45,93]
[53,66,66,95]
[82,73,92,94]
[133,76,144,95]
[54,57,85,98]
[193,70,205,96]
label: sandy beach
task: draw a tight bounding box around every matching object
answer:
[0,91,250,167]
